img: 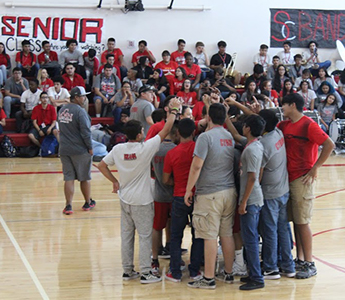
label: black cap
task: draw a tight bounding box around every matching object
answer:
[139,84,157,94]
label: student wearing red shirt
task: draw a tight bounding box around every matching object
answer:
[169,67,187,96]
[132,40,156,67]
[37,41,60,77]
[278,93,334,279]
[176,79,198,107]
[28,91,59,147]
[38,68,54,92]
[0,107,6,134]
[16,40,39,78]
[163,118,203,282]
[98,54,121,81]
[262,80,279,107]
[170,39,187,66]
[180,52,201,89]
[155,50,178,82]
[0,42,11,87]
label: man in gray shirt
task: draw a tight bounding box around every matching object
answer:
[58,86,95,215]
[185,103,237,289]
[59,39,85,79]
[130,85,155,137]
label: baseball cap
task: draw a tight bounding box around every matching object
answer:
[70,86,90,97]
[139,84,157,94]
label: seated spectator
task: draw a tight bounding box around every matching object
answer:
[176,79,197,107]
[171,39,187,65]
[147,69,169,104]
[113,82,135,123]
[37,40,60,78]
[241,80,258,104]
[277,41,295,66]
[3,67,29,118]
[210,67,236,99]
[0,106,6,134]
[93,63,121,117]
[100,37,127,79]
[279,78,295,101]
[180,52,201,89]
[47,76,70,109]
[28,91,59,147]
[318,94,338,132]
[313,67,337,91]
[316,81,343,109]
[133,56,153,84]
[98,54,121,80]
[259,91,276,108]
[294,69,313,91]
[195,41,213,81]
[337,68,345,109]
[297,80,316,110]
[272,64,290,94]
[16,40,39,78]
[303,40,331,76]
[196,78,212,100]
[37,68,53,92]
[59,39,86,79]
[288,54,305,84]
[15,78,41,133]
[123,68,143,96]
[245,64,267,92]
[262,80,279,106]
[266,55,280,80]
[132,40,156,67]
[83,49,99,86]
[180,105,193,119]
[155,50,178,82]
[253,44,271,73]
[169,66,187,95]
[0,42,11,88]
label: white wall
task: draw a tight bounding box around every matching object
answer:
[0,0,344,73]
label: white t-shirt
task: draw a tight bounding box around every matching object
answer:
[195,52,207,68]
[297,89,316,109]
[102,135,161,205]
[253,53,271,71]
[302,51,320,68]
[277,51,295,65]
[47,87,70,104]
[294,77,313,90]
[20,89,42,111]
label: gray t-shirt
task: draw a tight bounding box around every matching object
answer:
[239,140,264,206]
[130,98,155,137]
[93,74,121,97]
[114,90,136,109]
[260,128,289,199]
[152,142,176,203]
[318,104,338,124]
[194,126,235,195]
[4,77,29,96]
[58,103,92,155]
[59,49,84,68]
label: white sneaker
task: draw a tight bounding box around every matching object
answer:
[232,261,248,276]
[140,271,162,284]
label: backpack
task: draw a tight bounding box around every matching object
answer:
[107,131,127,152]
[1,135,17,157]
[41,135,59,157]
[17,145,40,158]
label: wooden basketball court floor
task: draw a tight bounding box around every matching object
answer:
[0,154,345,300]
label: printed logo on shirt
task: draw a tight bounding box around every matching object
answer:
[275,137,285,150]
[154,156,164,163]
[124,153,137,160]
[58,109,73,123]
[131,107,138,112]
[220,139,233,147]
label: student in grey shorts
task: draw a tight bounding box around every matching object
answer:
[58,86,95,215]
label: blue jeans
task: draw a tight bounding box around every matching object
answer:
[3,96,21,118]
[240,204,263,283]
[260,192,295,273]
[0,124,3,134]
[170,197,204,279]
[18,63,39,78]
[112,107,122,124]
[310,60,331,76]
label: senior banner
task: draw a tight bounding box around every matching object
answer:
[270,9,345,48]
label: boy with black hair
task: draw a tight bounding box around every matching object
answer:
[294,69,312,90]
[245,64,267,91]
[278,93,334,279]
[132,40,156,67]
[163,118,204,283]
[59,39,86,79]
[98,54,121,80]
[47,76,70,108]
[302,40,331,75]
[267,55,280,80]
[253,44,271,72]
[83,49,100,86]
[155,50,178,81]
[171,39,187,66]
[278,41,295,66]
[289,54,305,83]
[97,98,181,284]
[16,40,39,78]
[38,40,60,77]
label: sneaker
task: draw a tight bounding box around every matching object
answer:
[187,277,216,289]
[158,247,170,259]
[232,261,247,276]
[165,269,181,283]
[280,269,296,278]
[181,248,188,255]
[180,260,186,271]
[239,280,265,291]
[140,271,162,284]
[294,258,306,272]
[63,205,73,215]
[123,270,140,281]
[190,271,203,281]
[151,260,160,276]
[240,276,251,283]
[82,199,96,211]
[215,270,234,283]
[263,270,281,280]
[295,262,317,279]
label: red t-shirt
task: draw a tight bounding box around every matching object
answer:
[131,50,154,67]
[180,64,201,81]
[192,101,205,121]
[168,77,184,95]
[31,104,57,126]
[176,91,198,106]
[62,73,85,91]
[0,53,10,67]
[15,52,36,66]
[83,52,100,76]
[145,120,165,141]
[279,89,296,98]
[0,108,7,119]
[163,140,196,197]
[171,50,187,65]
[100,48,124,66]
[40,78,54,92]
[277,116,328,182]
[37,51,58,65]
[155,61,178,81]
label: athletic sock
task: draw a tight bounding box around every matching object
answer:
[235,247,244,265]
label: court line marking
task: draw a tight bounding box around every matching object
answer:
[0,213,49,300]
[6,215,121,223]
[316,188,345,198]
[0,170,117,176]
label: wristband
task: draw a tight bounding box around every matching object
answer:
[171,107,179,111]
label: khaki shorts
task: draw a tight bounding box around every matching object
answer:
[288,176,316,225]
[193,188,237,239]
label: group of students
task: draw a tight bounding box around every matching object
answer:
[96,89,334,290]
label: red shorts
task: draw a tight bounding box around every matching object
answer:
[153,202,172,231]
[233,203,241,233]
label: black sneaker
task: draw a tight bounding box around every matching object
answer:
[140,271,162,284]
[263,270,281,280]
[123,270,140,281]
[295,261,317,279]
[63,204,73,215]
[215,270,234,283]
[158,247,170,259]
[294,258,305,271]
[239,279,265,291]
[187,277,216,289]
[82,199,96,211]
[240,276,251,283]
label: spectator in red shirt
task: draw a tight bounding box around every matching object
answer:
[28,91,59,147]
[155,50,178,82]
[180,52,201,89]
[171,39,187,66]
[176,79,198,107]
[0,106,6,134]
[38,41,60,78]
[169,66,187,95]
[262,80,279,107]
[0,42,11,87]
[16,40,39,78]
[37,68,54,92]
[132,40,156,67]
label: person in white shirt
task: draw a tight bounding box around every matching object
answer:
[294,69,313,91]
[297,80,317,110]
[195,41,212,81]
[302,40,331,76]
[277,41,295,66]
[47,76,70,109]
[253,44,271,72]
